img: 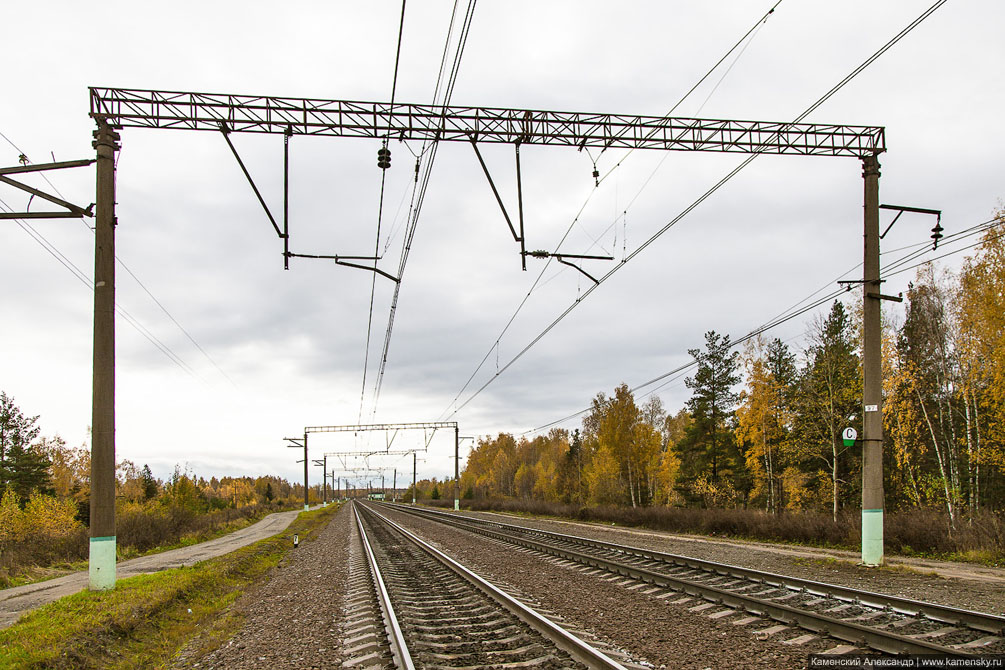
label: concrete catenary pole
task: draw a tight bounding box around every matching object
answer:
[303,431,309,511]
[454,425,460,511]
[89,121,119,591]
[412,452,417,504]
[861,154,884,566]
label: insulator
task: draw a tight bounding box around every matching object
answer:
[377,147,391,170]
[930,222,944,249]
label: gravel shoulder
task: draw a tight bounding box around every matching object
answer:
[453,508,1005,615]
[178,503,352,669]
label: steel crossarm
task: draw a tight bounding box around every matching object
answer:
[90,87,885,158]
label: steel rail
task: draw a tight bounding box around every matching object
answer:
[386,505,994,656]
[394,504,1005,635]
[352,503,415,670]
[358,502,628,670]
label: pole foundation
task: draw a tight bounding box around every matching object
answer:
[862,509,884,565]
[88,536,116,590]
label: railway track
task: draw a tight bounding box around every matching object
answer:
[342,501,638,669]
[381,503,1005,659]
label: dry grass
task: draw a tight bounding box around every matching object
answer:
[0,502,295,588]
[455,499,1004,564]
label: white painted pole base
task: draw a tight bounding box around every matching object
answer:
[304,504,310,511]
[89,536,116,590]
[861,508,884,566]
[454,499,460,511]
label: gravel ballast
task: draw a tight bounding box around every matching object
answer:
[177,505,353,669]
[176,503,1004,668]
[378,505,846,669]
[450,508,1005,616]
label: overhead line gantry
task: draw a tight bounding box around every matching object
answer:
[90,87,883,156]
[78,85,888,591]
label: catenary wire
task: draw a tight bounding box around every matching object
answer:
[360,0,467,428]
[369,0,479,417]
[445,0,949,422]
[524,213,998,435]
[1,131,231,384]
[438,0,785,420]
[359,0,412,423]
[1,197,199,379]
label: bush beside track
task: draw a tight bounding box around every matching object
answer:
[429,499,1004,566]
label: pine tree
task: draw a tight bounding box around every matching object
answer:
[141,464,159,500]
[684,331,741,484]
[0,392,49,502]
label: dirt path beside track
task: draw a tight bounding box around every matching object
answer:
[0,506,314,630]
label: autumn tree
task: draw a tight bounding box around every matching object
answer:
[956,214,1005,508]
[736,337,796,513]
[894,267,968,521]
[581,384,660,507]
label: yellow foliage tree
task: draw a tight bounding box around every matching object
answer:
[956,215,1005,486]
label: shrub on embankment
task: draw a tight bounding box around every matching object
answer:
[444,498,1005,564]
[0,504,339,669]
[0,492,294,588]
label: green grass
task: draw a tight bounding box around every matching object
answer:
[0,503,338,669]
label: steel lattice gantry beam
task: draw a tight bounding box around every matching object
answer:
[89,87,885,158]
[306,422,457,434]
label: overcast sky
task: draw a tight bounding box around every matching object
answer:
[1,1,1002,488]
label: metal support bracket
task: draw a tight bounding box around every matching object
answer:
[867,291,904,303]
[515,143,526,270]
[470,140,522,244]
[525,250,613,285]
[220,124,284,239]
[0,159,96,220]
[283,125,291,269]
[285,252,400,283]
[879,203,943,249]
